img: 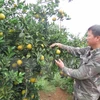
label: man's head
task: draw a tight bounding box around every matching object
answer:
[86,25,100,49]
[87,25,100,36]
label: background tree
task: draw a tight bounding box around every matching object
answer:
[0,0,86,100]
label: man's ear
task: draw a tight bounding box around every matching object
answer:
[97,36,100,41]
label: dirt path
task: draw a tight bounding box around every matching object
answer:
[39,87,73,100]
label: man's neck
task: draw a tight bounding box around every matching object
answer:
[92,44,100,49]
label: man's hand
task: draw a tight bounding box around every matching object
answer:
[55,59,64,69]
[50,43,62,48]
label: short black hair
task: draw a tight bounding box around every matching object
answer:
[87,25,100,36]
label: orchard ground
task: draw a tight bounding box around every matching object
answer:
[39,87,73,100]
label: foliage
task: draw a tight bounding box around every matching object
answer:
[49,72,74,94]
[50,72,65,87]
[36,72,74,94]
[35,76,55,92]
[60,76,74,94]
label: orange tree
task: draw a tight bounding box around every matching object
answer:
[0,0,86,99]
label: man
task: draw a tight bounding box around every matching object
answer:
[50,25,100,100]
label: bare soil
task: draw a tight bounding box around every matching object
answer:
[39,87,73,100]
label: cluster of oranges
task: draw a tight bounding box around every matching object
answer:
[21,77,36,100]
[0,13,5,37]
[17,44,45,61]
[52,9,64,21]
[12,59,23,68]
[17,44,32,50]
[12,44,33,68]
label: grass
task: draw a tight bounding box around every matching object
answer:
[35,72,74,94]
[35,76,56,92]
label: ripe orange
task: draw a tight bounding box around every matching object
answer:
[17,45,23,50]
[40,55,44,60]
[21,90,26,95]
[12,63,17,68]
[0,13,5,20]
[52,17,56,21]
[30,78,36,83]
[23,98,28,100]
[17,60,23,66]
[26,44,32,50]
[8,29,15,33]
[41,18,45,22]
[56,49,61,54]
[61,14,65,17]
[0,32,3,36]
[14,4,17,7]
[58,9,64,14]
[35,14,40,19]
[31,94,34,99]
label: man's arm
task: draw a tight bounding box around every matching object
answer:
[50,43,89,57]
[62,59,100,80]
[61,45,86,57]
[55,58,100,80]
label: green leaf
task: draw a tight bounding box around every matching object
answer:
[0,0,4,7]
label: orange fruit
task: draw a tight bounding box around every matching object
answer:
[30,78,36,83]
[40,55,44,60]
[14,4,17,7]
[17,60,23,66]
[12,63,17,68]
[0,32,3,36]
[17,45,23,50]
[61,14,65,17]
[52,17,56,21]
[35,14,40,19]
[41,18,45,22]
[58,9,64,14]
[56,49,61,54]
[26,44,32,50]
[22,98,28,100]
[0,13,5,20]
[31,94,34,99]
[21,90,26,95]
[8,29,15,33]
